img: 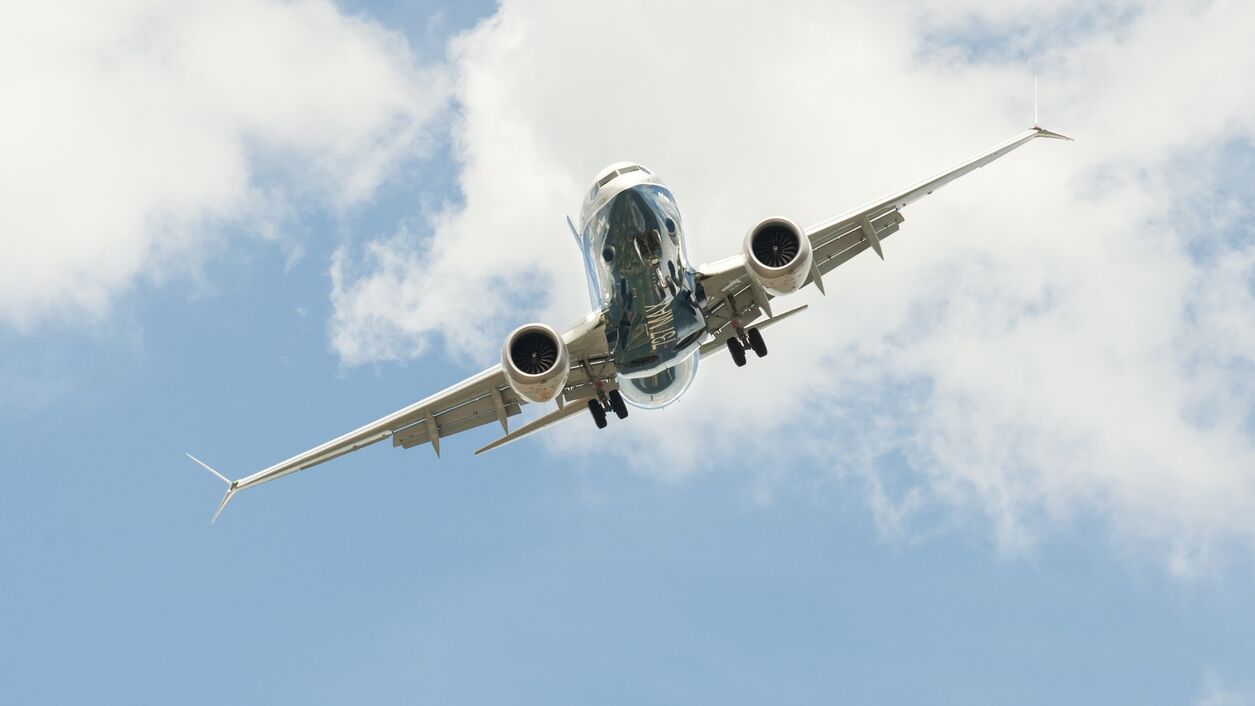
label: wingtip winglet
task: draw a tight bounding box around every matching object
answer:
[186,453,239,524]
[1029,75,1071,140]
[211,484,238,525]
[1032,126,1074,142]
[186,452,232,486]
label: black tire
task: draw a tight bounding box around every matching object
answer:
[588,399,608,429]
[726,337,747,367]
[747,327,767,358]
[608,389,629,419]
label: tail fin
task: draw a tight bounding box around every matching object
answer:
[185,453,239,524]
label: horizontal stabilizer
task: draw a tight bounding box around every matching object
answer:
[699,305,809,358]
[475,398,589,455]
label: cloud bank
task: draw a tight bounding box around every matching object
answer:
[8,0,1248,574]
[0,0,447,328]
[330,1,1255,572]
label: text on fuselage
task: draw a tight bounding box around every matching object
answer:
[644,301,678,350]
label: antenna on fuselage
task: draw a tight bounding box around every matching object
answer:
[566,215,581,243]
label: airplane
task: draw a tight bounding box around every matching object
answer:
[188,122,1072,522]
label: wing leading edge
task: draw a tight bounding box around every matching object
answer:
[696,125,1072,352]
[189,312,612,522]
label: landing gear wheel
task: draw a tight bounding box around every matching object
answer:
[608,389,629,419]
[747,327,767,358]
[587,399,608,429]
[726,337,747,367]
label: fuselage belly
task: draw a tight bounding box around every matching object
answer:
[577,165,705,408]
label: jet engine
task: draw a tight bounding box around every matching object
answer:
[502,323,570,404]
[743,217,813,296]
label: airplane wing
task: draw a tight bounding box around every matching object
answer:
[695,125,1071,352]
[188,311,614,522]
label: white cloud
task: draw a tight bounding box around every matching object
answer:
[1197,673,1255,706]
[0,0,448,328]
[330,1,1255,572]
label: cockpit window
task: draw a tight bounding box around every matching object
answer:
[597,165,644,190]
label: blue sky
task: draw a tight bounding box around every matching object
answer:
[2,2,1254,704]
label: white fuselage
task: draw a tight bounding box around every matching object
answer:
[574,163,706,408]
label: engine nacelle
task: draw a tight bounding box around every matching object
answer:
[502,323,570,404]
[743,216,813,296]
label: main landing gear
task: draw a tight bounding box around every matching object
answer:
[588,389,628,429]
[725,326,768,367]
[608,389,628,419]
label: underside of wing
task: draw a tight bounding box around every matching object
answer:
[694,125,1071,359]
[804,126,1070,248]
[189,311,615,521]
[234,364,521,492]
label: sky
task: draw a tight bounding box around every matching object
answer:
[2,1,1254,704]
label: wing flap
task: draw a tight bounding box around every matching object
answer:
[811,209,904,278]
[392,393,524,449]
